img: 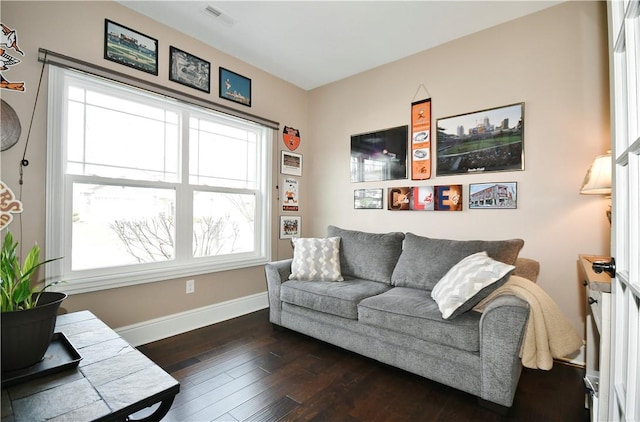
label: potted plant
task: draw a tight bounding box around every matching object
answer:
[1,231,66,372]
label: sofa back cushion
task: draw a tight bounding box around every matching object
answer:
[327,225,405,284]
[391,233,524,291]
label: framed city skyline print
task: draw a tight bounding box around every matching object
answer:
[219,67,251,107]
[436,103,524,176]
[104,19,158,75]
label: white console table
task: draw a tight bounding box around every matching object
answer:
[579,254,611,422]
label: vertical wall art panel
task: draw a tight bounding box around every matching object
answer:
[411,99,431,180]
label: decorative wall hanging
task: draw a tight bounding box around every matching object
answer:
[283,126,300,151]
[1,100,21,151]
[388,187,411,210]
[104,20,158,75]
[281,151,302,176]
[469,182,517,209]
[219,67,251,107]
[434,185,463,211]
[411,98,431,180]
[354,188,383,209]
[169,46,210,93]
[351,125,408,182]
[279,215,301,239]
[436,103,524,176]
[388,185,462,211]
[282,177,299,211]
[0,22,25,91]
[0,181,23,230]
[410,186,434,210]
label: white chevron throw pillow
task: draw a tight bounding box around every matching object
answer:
[289,237,344,281]
[431,251,514,319]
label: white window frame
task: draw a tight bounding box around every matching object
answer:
[46,67,272,294]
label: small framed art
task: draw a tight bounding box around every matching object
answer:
[279,216,301,239]
[354,188,383,209]
[469,182,517,209]
[281,151,303,176]
[104,19,158,75]
[219,67,251,106]
[169,46,211,93]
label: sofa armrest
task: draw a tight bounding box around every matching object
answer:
[513,257,540,283]
[264,259,293,325]
[479,295,529,407]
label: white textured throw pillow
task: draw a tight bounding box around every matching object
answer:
[289,237,344,281]
[431,251,515,319]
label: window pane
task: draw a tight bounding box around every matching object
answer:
[193,191,255,257]
[72,183,176,270]
[189,117,257,189]
[66,88,179,182]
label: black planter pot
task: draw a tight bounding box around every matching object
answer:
[1,291,67,372]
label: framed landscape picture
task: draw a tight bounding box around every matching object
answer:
[104,19,158,75]
[219,67,251,107]
[169,46,211,93]
[354,188,383,209]
[436,103,524,176]
[281,151,302,176]
[469,182,517,209]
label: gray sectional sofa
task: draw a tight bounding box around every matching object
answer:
[265,226,540,409]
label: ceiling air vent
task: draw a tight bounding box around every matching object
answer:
[204,5,237,25]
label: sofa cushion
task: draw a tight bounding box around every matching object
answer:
[289,237,343,281]
[281,279,390,319]
[327,225,404,284]
[358,287,481,352]
[391,233,524,291]
[431,251,515,319]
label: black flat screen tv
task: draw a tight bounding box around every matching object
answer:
[350,125,408,182]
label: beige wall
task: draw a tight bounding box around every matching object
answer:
[1,1,610,342]
[0,1,308,329]
[307,1,610,337]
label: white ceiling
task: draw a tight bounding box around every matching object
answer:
[119,1,563,90]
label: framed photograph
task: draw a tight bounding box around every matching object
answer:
[282,177,299,211]
[469,182,517,209]
[436,103,524,176]
[281,151,303,176]
[169,46,210,93]
[219,67,251,107]
[104,19,158,75]
[279,216,301,239]
[354,188,383,209]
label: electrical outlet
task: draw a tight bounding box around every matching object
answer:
[186,279,195,294]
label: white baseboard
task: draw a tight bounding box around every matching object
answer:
[116,292,269,347]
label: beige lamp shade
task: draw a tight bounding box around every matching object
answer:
[580,153,612,195]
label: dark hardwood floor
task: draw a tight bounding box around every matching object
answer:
[137,309,589,422]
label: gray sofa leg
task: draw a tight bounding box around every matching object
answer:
[477,398,509,415]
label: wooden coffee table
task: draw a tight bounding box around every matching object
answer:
[1,310,179,422]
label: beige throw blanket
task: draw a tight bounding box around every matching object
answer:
[474,275,583,370]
